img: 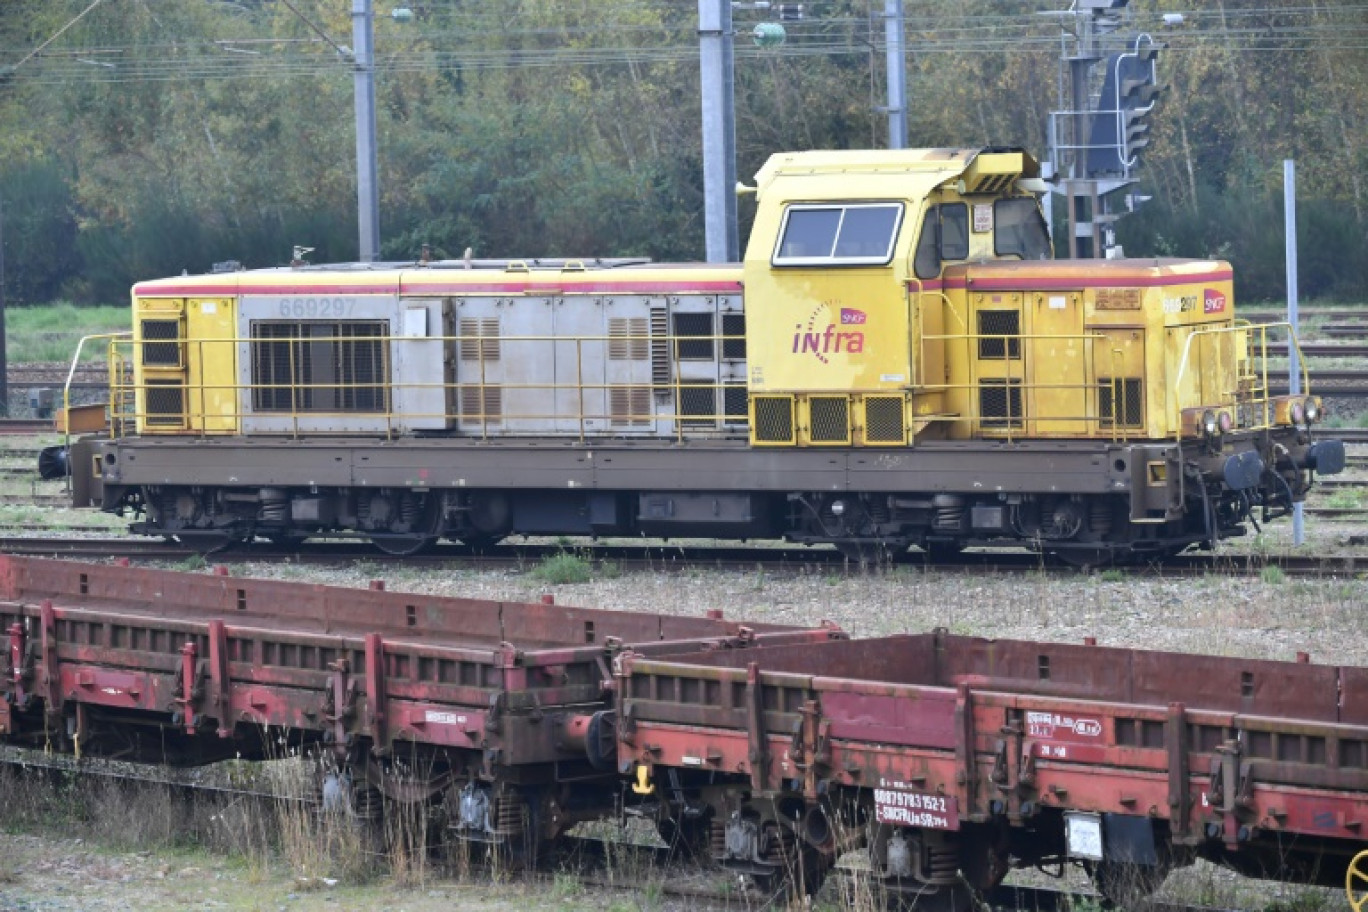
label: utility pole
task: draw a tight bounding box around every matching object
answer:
[0,203,7,417]
[352,0,380,263]
[1285,160,1303,545]
[883,0,907,149]
[699,0,739,263]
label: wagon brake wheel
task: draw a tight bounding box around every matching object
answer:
[1349,849,1368,912]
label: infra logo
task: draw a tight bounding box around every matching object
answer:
[792,302,866,364]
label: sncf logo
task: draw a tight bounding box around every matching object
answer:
[792,303,866,364]
[1204,288,1227,314]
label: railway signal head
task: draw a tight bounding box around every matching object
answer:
[1116,39,1164,171]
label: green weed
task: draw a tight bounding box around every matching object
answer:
[532,550,594,584]
[1261,565,1287,585]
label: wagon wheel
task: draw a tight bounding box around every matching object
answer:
[1349,849,1368,912]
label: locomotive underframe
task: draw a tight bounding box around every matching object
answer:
[94,425,1318,560]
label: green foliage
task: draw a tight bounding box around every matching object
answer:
[1099,568,1127,582]
[0,0,1363,302]
[1260,565,1287,585]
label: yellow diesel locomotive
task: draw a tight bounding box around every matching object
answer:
[59,147,1344,562]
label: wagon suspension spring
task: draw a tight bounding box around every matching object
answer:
[926,839,959,886]
[259,488,287,523]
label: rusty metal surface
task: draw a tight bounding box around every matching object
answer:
[0,555,835,770]
[617,630,1368,856]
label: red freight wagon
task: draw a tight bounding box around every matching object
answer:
[0,555,842,855]
[614,631,1368,906]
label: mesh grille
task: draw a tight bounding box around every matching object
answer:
[752,396,794,443]
[679,384,715,427]
[863,396,905,444]
[459,385,503,424]
[458,318,501,362]
[145,379,184,427]
[609,386,651,427]
[808,397,850,444]
[1099,378,1143,428]
[979,379,1023,428]
[250,321,389,413]
[140,319,182,367]
[977,310,1020,359]
[723,385,749,424]
[608,317,648,361]
[673,312,714,360]
[721,313,746,360]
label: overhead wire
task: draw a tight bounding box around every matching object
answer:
[0,1,1365,86]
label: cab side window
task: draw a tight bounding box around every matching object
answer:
[994,197,1051,260]
[914,202,970,279]
[773,203,903,266]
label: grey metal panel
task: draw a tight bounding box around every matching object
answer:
[591,445,846,491]
[393,297,451,430]
[236,293,447,434]
[846,443,1127,494]
[112,441,354,487]
[108,437,1135,495]
[454,295,554,435]
[350,444,595,489]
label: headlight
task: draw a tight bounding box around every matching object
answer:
[1290,399,1306,424]
[1202,409,1219,436]
[1218,410,1233,433]
[1303,397,1320,423]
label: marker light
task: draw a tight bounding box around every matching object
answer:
[1303,397,1320,423]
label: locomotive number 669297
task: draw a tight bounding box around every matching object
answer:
[276,297,354,318]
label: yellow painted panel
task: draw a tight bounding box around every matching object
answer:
[745,269,910,394]
[1026,292,1086,435]
[185,297,238,433]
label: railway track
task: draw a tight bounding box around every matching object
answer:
[0,534,1364,577]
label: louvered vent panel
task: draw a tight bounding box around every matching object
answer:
[608,317,648,361]
[649,305,670,390]
[460,386,503,423]
[609,387,651,427]
[459,318,501,362]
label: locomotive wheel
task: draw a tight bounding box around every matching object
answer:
[370,532,439,556]
[1350,849,1368,912]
